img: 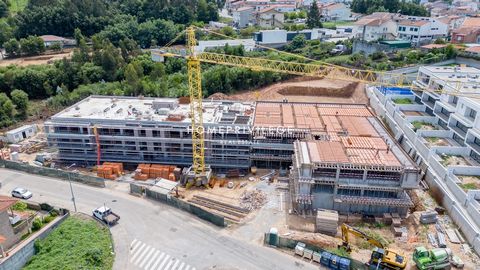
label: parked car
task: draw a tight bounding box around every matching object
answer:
[11,187,33,199]
[92,206,120,226]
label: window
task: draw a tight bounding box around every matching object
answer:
[468,109,477,120]
[452,96,459,105]
[455,121,469,133]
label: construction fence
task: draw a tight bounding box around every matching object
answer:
[130,183,226,227]
[264,233,367,270]
[0,159,105,188]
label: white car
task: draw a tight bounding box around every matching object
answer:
[11,188,33,199]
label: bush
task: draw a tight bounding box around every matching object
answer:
[32,217,43,231]
[44,215,55,223]
[12,201,28,211]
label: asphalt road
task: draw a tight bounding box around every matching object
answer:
[0,169,317,270]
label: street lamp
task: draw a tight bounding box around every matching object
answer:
[67,163,77,212]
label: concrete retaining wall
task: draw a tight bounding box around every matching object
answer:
[0,160,105,187]
[0,213,69,270]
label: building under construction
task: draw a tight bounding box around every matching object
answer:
[46,95,419,215]
[289,106,420,216]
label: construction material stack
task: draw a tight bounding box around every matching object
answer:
[316,209,339,236]
[97,162,124,180]
[133,164,178,181]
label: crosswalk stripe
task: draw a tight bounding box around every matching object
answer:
[131,239,138,248]
[156,254,171,270]
[148,252,165,270]
[170,259,180,270]
[163,258,175,270]
[178,262,185,270]
[139,246,156,268]
[130,243,146,263]
[144,250,160,269]
[131,240,142,253]
[131,241,144,255]
[134,245,153,266]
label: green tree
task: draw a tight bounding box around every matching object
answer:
[50,42,63,52]
[306,0,322,28]
[0,1,7,18]
[4,38,20,57]
[19,36,45,56]
[197,0,210,22]
[0,21,12,48]
[0,93,14,127]
[10,89,29,118]
[124,62,143,95]
[289,34,306,51]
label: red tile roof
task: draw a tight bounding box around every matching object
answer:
[0,195,17,212]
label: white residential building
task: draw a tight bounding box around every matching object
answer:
[354,12,397,41]
[320,3,351,21]
[196,39,256,52]
[367,65,480,256]
[397,17,448,45]
[233,7,254,28]
[254,7,285,28]
[6,125,38,143]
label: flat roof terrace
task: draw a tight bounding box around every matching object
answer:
[52,96,255,125]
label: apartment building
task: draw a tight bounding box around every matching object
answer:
[397,16,448,45]
[367,66,480,255]
[45,96,255,171]
[233,7,254,28]
[452,17,480,44]
[290,104,419,216]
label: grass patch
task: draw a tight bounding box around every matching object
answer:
[426,137,439,143]
[324,54,351,65]
[8,0,28,13]
[392,98,412,104]
[322,21,353,29]
[411,121,437,131]
[23,216,114,270]
[459,183,480,190]
[356,229,390,250]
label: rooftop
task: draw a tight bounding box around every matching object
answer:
[52,96,255,125]
[354,12,394,26]
[420,66,480,92]
[0,195,17,212]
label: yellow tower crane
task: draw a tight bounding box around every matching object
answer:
[155,25,478,184]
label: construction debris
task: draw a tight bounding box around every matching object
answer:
[420,211,438,224]
[239,189,267,210]
[437,232,447,248]
[315,209,338,236]
[445,229,461,244]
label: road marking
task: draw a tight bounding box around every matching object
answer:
[163,258,175,270]
[144,250,160,269]
[139,246,156,268]
[170,259,180,270]
[157,254,171,269]
[134,245,152,265]
[130,242,146,262]
[148,252,165,270]
[129,240,195,270]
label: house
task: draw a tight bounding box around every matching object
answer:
[233,7,254,28]
[438,15,465,36]
[0,196,19,253]
[5,124,38,144]
[396,17,448,45]
[39,35,76,47]
[254,7,285,28]
[254,28,324,46]
[320,3,351,21]
[464,46,480,57]
[354,12,397,42]
[452,17,480,44]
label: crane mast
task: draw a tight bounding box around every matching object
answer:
[186,27,206,178]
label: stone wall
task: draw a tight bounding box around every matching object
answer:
[0,211,20,251]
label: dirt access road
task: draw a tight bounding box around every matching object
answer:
[209,78,368,104]
[0,49,73,67]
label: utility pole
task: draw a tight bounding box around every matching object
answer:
[67,163,77,212]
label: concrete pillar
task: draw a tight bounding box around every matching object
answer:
[363,170,368,181]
